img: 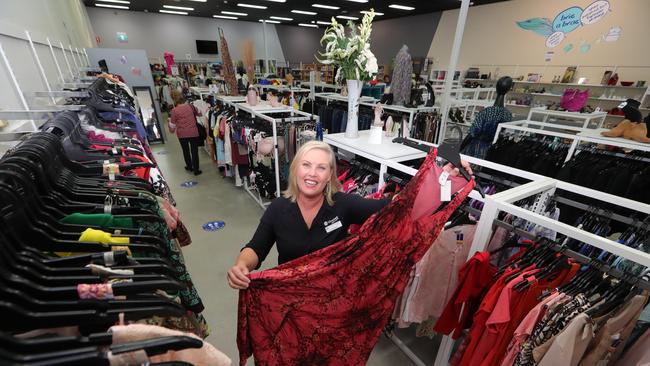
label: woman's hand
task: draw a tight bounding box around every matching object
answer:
[444,159,473,178]
[227,263,251,289]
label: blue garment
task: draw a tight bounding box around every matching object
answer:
[100,111,147,141]
[461,106,512,159]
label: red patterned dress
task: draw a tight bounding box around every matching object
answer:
[238,149,475,365]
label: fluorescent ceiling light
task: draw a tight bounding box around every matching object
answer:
[96,0,129,4]
[346,0,369,3]
[316,20,331,25]
[163,5,193,11]
[214,15,238,19]
[389,4,415,10]
[336,15,358,20]
[361,10,384,16]
[95,3,129,9]
[160,9,188,15]
[292,10,317,15]
[222,11,247,16]
[270,16,293,21]
[238,3,267,9]
[312,4,339,10]
[265,0,286,2]
[259,19,281,23]
[188,0,207,2]
[298,23,319,28]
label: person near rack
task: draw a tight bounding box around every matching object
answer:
[227,140,474,289]
[168,90,202,176]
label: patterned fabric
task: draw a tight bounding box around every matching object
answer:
[237,149,475,365]
[77,283,114,300]
[219,30,239,96]
[390,45,413,106]
[515,294,589,366]
[461,106,512,159]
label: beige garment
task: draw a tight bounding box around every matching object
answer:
[614,325,650,366]
[578,292,648,366]
[537,313,593,366]
[111,324,231,366]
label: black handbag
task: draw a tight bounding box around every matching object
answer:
[192,105,207,146]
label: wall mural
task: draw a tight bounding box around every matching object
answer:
[516,0,619,49]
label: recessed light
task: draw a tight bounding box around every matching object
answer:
[292,10,317,15]
[96,0,129,4]
[238,3,267,9]
[360,10,384,16]
[298,23,319,27]
[188,0,207,2]
[95,3,129,9]
[336,15,358,20]
[259,19,281,23]
[389,4,415,10]
[160,9,188,15]
[346,0,368,3]
[213,15,238,19]
[312,4,339,10]
[316,20,331,25]
[270,16,293,21]
[265,0,286,2]
[222,11,247,16]
[163,5,193,11]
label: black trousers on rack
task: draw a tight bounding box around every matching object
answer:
[179,137,200,173]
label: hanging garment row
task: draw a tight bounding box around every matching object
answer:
[486,135,650,203]
[201,99,318,198]
[0,78,231,366]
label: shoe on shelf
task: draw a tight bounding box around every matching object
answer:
[194,170,203,176]
[602,120,633,137]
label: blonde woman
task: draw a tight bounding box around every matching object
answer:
[228,141,390,289]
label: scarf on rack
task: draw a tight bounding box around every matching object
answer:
[219,29,239,96]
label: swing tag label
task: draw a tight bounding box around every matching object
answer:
[439,171,451,202]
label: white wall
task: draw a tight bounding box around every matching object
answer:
[0,0,94,111]
[428,0,650,83]
[86,7,285,65]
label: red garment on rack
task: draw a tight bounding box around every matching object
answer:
[434,251,496,339]
[237,149,475,366]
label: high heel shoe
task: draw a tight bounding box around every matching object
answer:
[601,119,633,137]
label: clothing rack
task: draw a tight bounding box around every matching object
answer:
[217,98,318,209]
[493,119,650,162]
[491,218,650,291]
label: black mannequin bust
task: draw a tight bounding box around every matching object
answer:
[494,76,513,108]
[622,98,643,122]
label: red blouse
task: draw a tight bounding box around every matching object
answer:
[237,149,475,365]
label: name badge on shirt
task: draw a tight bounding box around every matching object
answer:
[324,217,343,233]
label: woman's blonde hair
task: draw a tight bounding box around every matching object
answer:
[283,141,341,205]
[171,89,185,106]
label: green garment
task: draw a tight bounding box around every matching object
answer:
[60,213,134,228]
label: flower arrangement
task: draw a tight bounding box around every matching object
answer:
[317,9,378,82]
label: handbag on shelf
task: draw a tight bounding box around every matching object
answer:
[560,88,589,112]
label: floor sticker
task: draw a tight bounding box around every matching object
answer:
[180,181,199,188]
[202,221,226,232]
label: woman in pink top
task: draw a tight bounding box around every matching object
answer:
[169,90,202,175]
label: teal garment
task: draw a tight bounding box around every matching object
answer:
[60,213,134,228]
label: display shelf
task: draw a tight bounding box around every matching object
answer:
[577,128,650,151]
[527,106,608,129]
